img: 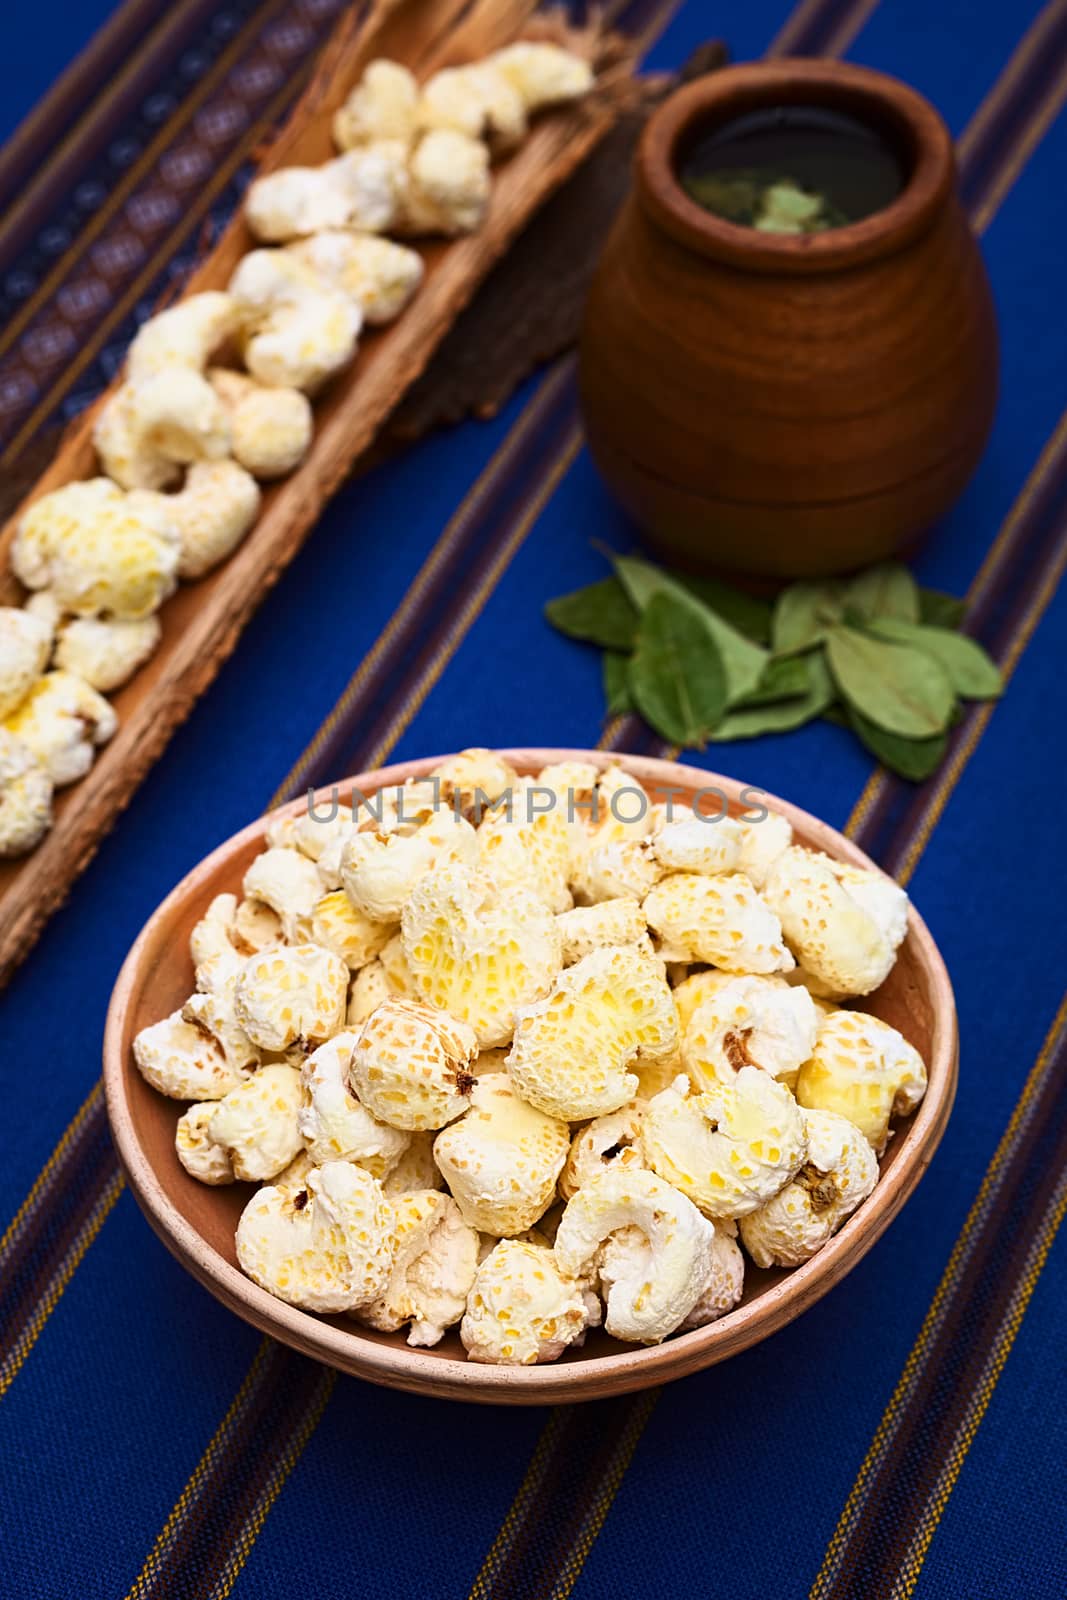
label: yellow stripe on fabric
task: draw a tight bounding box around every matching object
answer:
[0,0,289,369]
[467,1412,572,1598]
[208,1365,336,1600]
[808,993,1067,1598]
[1,58,309,467]
[0,1080,102,1261]
[888,1165,1067,1600]
[0,1169,124,1399]
[268,359,575,807]
[548,1390,661,1600]
[124,1339,275,1598]
[969,14,1067,234]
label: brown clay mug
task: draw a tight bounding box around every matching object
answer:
[578,61,998,580]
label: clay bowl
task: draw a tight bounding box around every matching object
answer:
[104,749,957,1404]
[579,61,999,580]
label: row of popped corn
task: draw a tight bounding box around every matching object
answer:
[0,44,595,857]
[133,751,928,1365]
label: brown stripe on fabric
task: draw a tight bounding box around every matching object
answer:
[815,1002,1067,1599]
[0,0,225,267]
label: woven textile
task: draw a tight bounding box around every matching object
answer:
[1,2,1066,1596]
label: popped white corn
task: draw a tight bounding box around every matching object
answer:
[3,671,117,786]
[133,1009,248,1099]
[207,368,313,479]
[762,846,905,997]
[347,957,395,1024]
[228,249,363,393]
[461,1238,593,1365]
[433,1074,569,1235]
[418,63,527,150]
[299,1030,410,1173]
[190,892,244,992]
[234,896,283,952]
[555,1166,716,1344]
[175,1102,235,1185]
[377,931,415,996]
[558,1099,647,1200]
[348,996,478,1131]
[506,944,676,1120]
[679,1224,745,1328]
[12,478,180,620]
[355,1189,479,1346]
[735,809,792,888]
[381,1130,444,1195]
[236,1159,395,1313]
[651,816,743,876]
[93,369,231,491]
[643,871,794,974]
[683,974,819,1091]
[136,460,260,580]
[555,897,650,966]
[431,747,518,819]
[234,942,348,1052]
[0,606,52,719]
[572,835,662,904]
[287,231,423,325]
[492,41,595,112]
[341,807,477,921]
[53,613,161,693]
[477,780,573,911]
[642,1068,807,1219]
[126,292,241,380]
[310,889,394,969]
[207,1063,304,1181]
[0,729,53,858]
[739,1107,879,1266]
[795,1008,927,1152]
[182,980,261,1076]
[333,59,420,150]
[401,863,562,1048]
[400,129,491,236]
[245,146,409,242]
[671,968,737,1038]
[242,844,324,941]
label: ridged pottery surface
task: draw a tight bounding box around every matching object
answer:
[104,749,958,1404]
[579,62,998,580]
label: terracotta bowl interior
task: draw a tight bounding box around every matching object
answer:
[104,750,957,1404]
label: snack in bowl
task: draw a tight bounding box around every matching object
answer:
[128,750,934,1369]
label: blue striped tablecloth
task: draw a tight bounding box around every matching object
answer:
[1,1,1065,1596]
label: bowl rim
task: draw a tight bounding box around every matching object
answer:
[103,748,958,1405]
[638,60,955,274]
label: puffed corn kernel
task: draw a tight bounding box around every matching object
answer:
[134,460,261,581]
[651,816,743,876]
[739,1106,879,1266]
[182,980,261,1075]
[762,847,905,997]
[555,897,649,966]
[683,974,819,1091]
[735,809,792,888]
[299,1030,410,1174]
[347,958,394,1024]
[191,893,244,992]
[287,231,423,325]
[401,864,562,1048]
[333,59,420,150]
[341,807,477,922]
[245,145,408,242]
[234,942,348,1051]
[506,944,677,1121]
[355,1189,479,1346]
[127,292,240,380]
[643,871,794,974]
[348,996,478,1131]
[433,1074,569,1236]
[207,1063,304,1182]
[555,1166,716,1344]
[207,368,313,479]
[13,477,180,620]
[236,1159,395,1313]
[678,1224,745,1328]
[642,1068,806,1219]
[795,1008,927,1152]
[430,747,518,819]
[243,845,324,941]
[0,729,53,857]
[235,896,283,952]
[310,889,393,969]
[461,1238,592,1365]
[175,1102,235,1185]
[400,129,490,236]
[477,781,573,911]
[0,606,51,719]
[491,41,595,112]
[54,613,161,692]
[671,969,738,1038]
[228,248,363,393]
[572,835,662,904]
[558,1099,647,1201]
[93,369,231,491]
[133,1009,249,1099]
[418,63,527,150]
[380,1130,443,1195]
[4,671,117,786]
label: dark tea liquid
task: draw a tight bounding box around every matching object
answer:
[679,105,905,232]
